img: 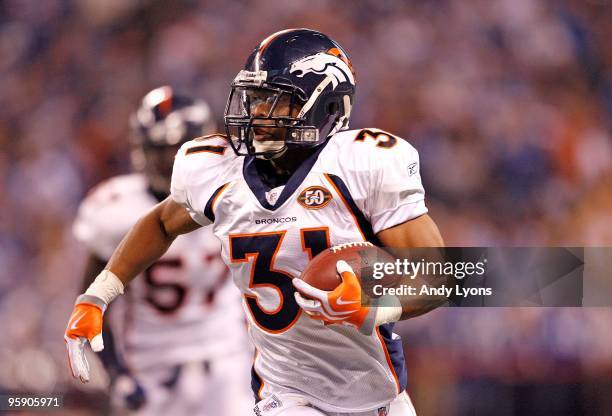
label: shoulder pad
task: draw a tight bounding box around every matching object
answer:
[177,136,234,169]
[327,128,418,172]
[181,134,231,156]
[171,137,240,225]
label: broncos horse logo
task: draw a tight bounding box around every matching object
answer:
[289,50,356,88]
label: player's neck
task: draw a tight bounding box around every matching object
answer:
[255,147,316,188]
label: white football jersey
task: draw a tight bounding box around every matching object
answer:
[73,173,247,371]
[171,129,427,412]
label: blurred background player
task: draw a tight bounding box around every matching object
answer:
[72,86,253,415]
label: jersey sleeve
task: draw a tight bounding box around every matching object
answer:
[338,129,428,235]
[170,137,232,226]
[367,137,427,234]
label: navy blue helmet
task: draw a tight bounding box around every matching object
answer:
[224,29,356,158]
[131,86,216,195]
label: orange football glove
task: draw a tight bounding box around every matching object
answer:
[293,260,373,332]
[64,295,106,382]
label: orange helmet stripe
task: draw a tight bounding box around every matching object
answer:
[327,47,355,77]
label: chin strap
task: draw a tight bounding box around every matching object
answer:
[313,109,342,144]
[254,145,288,160]
[253,138,285,154]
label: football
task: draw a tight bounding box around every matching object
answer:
[299,242,397,293]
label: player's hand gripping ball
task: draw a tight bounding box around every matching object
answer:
[293,242,396,333]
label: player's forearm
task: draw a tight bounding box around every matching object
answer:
[377,214,444,248]
[396,257,449,320]
[395,246,449,321]
[105,204,178,285]
[377,214,447,321]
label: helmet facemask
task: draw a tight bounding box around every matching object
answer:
[225,70,349,159]
[226,83,307,159]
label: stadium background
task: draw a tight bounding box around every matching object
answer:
[0,0,611,414]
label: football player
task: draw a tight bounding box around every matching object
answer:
[65,30,445,415]
[71,86,253,415]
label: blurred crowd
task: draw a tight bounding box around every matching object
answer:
[0,0,611,414]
